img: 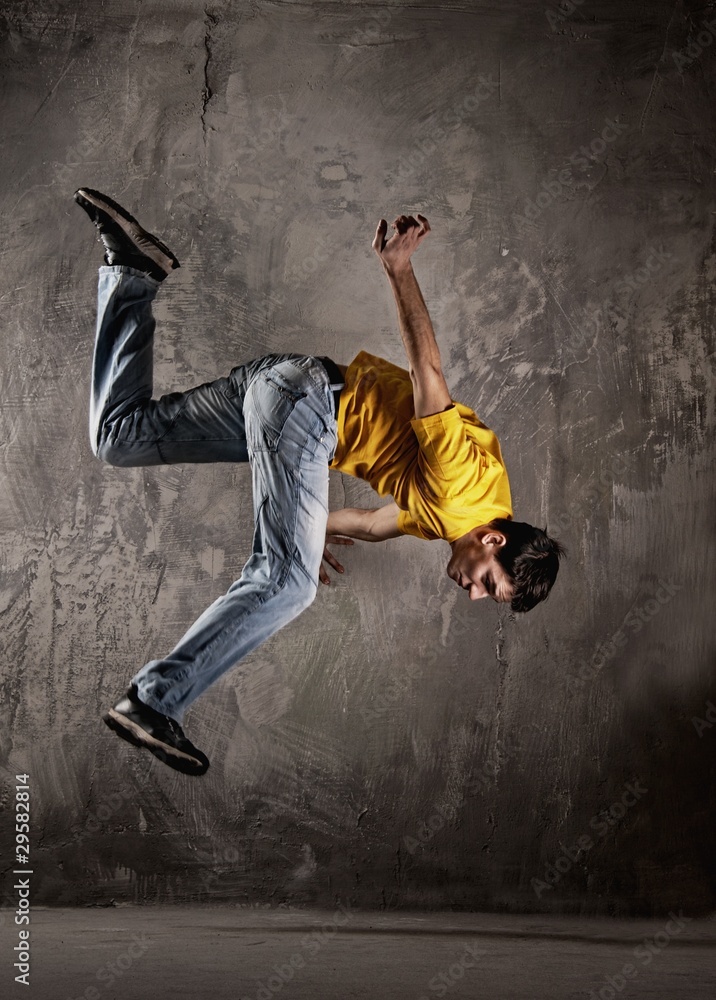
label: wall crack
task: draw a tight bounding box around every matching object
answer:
[201,9,218,148]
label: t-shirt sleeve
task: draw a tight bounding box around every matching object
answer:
[409,405,487,499]
[397,507,438,540]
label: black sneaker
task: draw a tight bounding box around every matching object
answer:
[103,684,209,776]
[74,187,180,281]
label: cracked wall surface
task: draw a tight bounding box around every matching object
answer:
[0,0,714,915]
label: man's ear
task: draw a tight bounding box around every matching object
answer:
[482,531,507,548]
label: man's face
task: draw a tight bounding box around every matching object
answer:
[446,528,513,604]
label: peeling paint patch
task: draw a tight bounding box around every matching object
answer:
[320,162,349,182]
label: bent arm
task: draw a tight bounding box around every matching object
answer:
[372,214,452,419]
[327,502,403,541]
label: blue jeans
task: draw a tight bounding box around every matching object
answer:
[91,266,343,722]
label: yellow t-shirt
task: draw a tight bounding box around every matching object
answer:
[329,351,513,542]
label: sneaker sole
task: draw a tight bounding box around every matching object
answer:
[103,708,209,776]
[75,188,180,277]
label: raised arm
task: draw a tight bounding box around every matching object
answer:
[372,214,452,419]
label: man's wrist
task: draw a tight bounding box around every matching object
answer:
[382,259,414,283]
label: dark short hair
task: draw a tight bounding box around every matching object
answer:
[487,518,566,613]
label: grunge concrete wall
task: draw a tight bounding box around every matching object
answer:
[1,0,714,916]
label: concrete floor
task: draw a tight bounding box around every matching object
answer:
[4,907,715,999]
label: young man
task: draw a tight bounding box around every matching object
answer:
[75,188,563,777]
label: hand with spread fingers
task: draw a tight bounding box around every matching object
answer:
[372,213,431,275]
[320,534,355,585]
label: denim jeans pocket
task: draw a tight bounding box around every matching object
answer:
[263,371,308,404]
[246,370,308,452]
